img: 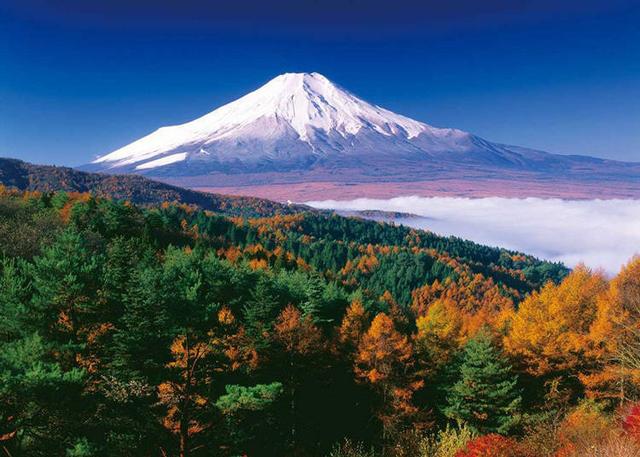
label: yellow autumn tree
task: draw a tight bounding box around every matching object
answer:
[581,256,640,402]
[355,313,424,442]
[415,298,463,371]
[411,274,514,341]
[504,265,608,377]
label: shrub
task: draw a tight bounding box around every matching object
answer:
[518,414,562,457]
[328,439,376,457]
[454,434,518,457]
[623,402,640,441]
[562,435,640,457]
[418,424,475,457]
[555,400,611,455]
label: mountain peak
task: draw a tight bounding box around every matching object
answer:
[91,72,467,172]
[272,71,329,82]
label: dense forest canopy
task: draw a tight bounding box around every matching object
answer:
[2,187,640,456]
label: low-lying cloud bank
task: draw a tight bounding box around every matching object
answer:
[306,196,640,275]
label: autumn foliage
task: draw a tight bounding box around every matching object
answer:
[6,189,640,457]
[623,403,640,440]
[454,434,518,457]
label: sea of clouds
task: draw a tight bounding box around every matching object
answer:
[305,196,640,275]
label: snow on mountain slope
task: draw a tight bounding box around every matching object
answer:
[92,72,478,173]
[88,71,640,193]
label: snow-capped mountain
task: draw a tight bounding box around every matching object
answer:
[90,72,531,174]
[87,72,640,199]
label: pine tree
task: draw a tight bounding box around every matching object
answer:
[215,382,284,455]
[444,329,521,434]
[29,229,103,350]
[0,332,85,456]
[110,264,170,378]
[102,237,140,320]
[300,273,325,321]
[0,258,30,340]
[242,275,281,348]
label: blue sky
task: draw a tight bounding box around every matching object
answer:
[1,0,639,166]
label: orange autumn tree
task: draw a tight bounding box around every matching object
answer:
[355,313,424,442]
[554,400,611,456]
[273,304,323,358]
[454,434,519,457]
[411,279,445,317]
[272,304,323,450]
[504,265,608,379]
[158,334,213,457]
[338,298,369,351]
[159,306,256,457]
[379,290,409,330]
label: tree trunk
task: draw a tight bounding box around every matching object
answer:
[290,357,296,451]
[179,431,187,457]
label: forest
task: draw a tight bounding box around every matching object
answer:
[1,186,640,457]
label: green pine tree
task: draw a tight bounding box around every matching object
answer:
[300,273,325,321]
[0,258,30,340]
[0,332,85,456]
[243,276,281,348]
[215,383,284,456]
[443,328,521,434]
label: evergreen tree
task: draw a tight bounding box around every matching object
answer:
[102,237,140,320]
[0,258,30,340]
[215,382,284,456]
[29,229,103,348]
[242,276,281,349]
[300,272,325,321]
[443,329,521,434]
[0,332,85,456]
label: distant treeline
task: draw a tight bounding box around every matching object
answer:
[0,157,307,217]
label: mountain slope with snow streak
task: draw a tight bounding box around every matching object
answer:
[89,72,516,173]
[86,72,640,199]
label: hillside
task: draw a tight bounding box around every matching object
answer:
[0,157,305,217]
[5,188,640,457]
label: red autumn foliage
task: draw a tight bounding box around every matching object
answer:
[455,434,518,457]
[623,402,640,440]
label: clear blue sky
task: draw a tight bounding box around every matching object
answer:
[1,0,639,166]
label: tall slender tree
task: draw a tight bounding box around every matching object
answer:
[355,313,423,444]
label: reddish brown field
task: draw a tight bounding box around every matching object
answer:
[194,177,640,202]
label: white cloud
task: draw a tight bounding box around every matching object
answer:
[305,196,640,275]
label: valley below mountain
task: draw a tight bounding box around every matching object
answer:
[186,171,640,201]
[307,195,640,274]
